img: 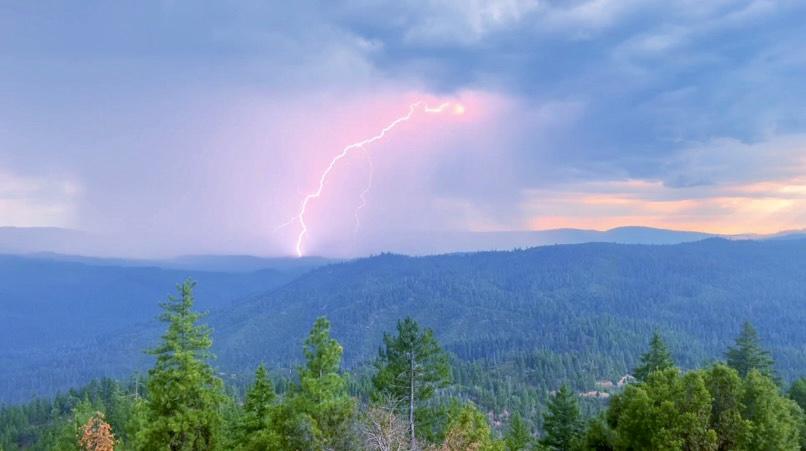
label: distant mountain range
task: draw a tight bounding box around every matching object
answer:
[0,227,102,255]
[396,226,718,252]
[5,225,806,258]
[0,227,334,272]
[21,252,334,273]
[5,238,806,404]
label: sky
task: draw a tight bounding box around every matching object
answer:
[2,0,806,257]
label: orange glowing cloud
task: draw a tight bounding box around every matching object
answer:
[523,176,806,236]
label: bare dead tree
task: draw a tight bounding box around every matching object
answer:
[360,397,411,451]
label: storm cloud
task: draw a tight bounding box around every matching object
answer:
[1,1,805,257]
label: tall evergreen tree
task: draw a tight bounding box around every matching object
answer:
[504,413,532,451]
[541,385,583,451]
[726,321,774,378]
[633,331,675,382]
[137,280,225,451]
[276,316,355,450]
[233,364,279,450]
[242,364,275,430]
[372,317,451,448]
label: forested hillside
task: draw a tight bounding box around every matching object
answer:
[0,255,315,402]
[5,239,806,406]
[2,282,806,450]
[212,238,806,377]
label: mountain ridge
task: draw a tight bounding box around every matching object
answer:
[6,224,803,259]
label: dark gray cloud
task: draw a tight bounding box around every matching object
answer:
[332,0,806,179]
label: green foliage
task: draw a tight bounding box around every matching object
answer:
[0,378,138,450]
[504,413,533,451]
[410,398,463,445]
[740,369,801,450]
[702,364,749,450]
[0,254,304,404]
[41,397,97,450]
[6,273,806,451]
[541,385,583,451]
[726,322,775,379]
[608,368,717,450]
[787,377,806,451]
[16,239,806,411]
[231,364,280,450]
[372,316,451,445]
[442,403,504,451]
[788,377,806,411]
[578,416,616,451]
[604,364,804,451]
[241,364,275,431]
[275,316,356,450]
[633,332,675,382]
[137,280,225,451]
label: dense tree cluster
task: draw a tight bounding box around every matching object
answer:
[578,329,806,451]
[4,280,806,450]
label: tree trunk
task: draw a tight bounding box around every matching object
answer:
[409,351,416,450]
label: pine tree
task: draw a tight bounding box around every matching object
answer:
[242,364,275,431]
[504,413,532,451]
[234,364,279,450]
[541,385,583,451]
[726,322,774,378]
[372,317,451,448]
[137,280,225,451]
[633,331,675,382]
[277,316,355,450]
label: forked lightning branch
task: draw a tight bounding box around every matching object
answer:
[278,101,465,257]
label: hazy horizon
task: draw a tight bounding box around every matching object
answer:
[3,223,805,259]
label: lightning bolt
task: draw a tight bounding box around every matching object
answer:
[283,101,455,257]
[354,148,374,235]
